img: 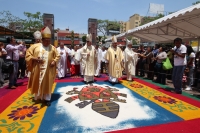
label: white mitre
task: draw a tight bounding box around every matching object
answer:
[86,33,92,42]
[126,39,132,46]
[33,31,42,39]
[112,35,117,43]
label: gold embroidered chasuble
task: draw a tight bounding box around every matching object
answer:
[105,46,124,78]
[25,43,60,96]
[81,44,97,76]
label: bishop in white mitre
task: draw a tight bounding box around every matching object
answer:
[124,39,138,81]
[80,34,97,83]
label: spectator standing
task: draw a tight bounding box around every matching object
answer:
[18,41,27,79]
[0,42,7,87]
[154,46,167,84]
[185,45,195,90]
[6,37,25,89]
[171,38,187,94]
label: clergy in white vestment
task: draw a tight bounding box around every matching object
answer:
[57,42,71,79]
[70,45,80,76]
[75,44,84,76]
[101,46,107,73]
[80,34,97,83]
[94,43,103,77]
[124,39,138,81]
[105,35,124,84]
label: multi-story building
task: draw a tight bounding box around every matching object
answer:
[120,14,143,44]
[88,18,98,45]
[54,28,81,48]
[43,13,54,45]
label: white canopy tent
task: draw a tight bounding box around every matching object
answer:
[105,3,200,51]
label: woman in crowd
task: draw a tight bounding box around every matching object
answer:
[141,46,153,79]
[185,45,195,90]
[0,42,7,87]
[154,46,167,84]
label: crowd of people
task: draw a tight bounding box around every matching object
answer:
[0,26,200,106]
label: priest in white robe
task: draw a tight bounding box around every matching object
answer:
[105,35,124,84]
[57,42,71,79]
[70,45,80,76]
[94,43,102,77]
[75,44,83,76]
[124,39,138,81]
[80,34,97,83]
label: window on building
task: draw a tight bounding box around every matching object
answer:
[135,22,138,24]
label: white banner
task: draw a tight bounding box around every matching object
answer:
[149,3,164,14]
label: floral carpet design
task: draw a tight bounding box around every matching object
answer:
[0,79,200,133]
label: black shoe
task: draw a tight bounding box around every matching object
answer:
[14,84,18,87]
[45,101,51,106]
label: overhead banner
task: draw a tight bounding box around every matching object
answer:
[149,3,164,14]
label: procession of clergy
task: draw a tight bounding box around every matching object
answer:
[26,26,138,106]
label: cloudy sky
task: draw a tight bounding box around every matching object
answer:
[0,0,196,33]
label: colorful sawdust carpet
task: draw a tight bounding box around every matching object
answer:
[0,77,200,133]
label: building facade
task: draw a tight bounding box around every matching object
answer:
[43,13,54,45]
[54,29,81,48]
[88,18,98,45]
[120,14,143,44]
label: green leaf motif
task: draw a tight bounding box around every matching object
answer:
[0,119,7,123]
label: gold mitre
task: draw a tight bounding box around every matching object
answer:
[41,26,51,39]
[33,31,42,39]
[112,35,117,43]
[86,33,92,42]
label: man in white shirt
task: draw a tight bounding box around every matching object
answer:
[170,38,187,94]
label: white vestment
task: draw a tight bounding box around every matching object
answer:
[124,47,138,81]
[80,44,97,82]
[70,49,79,65]
[75,48,83,75]
[57,46,71,78]
[95,48,102,76]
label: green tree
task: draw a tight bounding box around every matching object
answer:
[0,10,22,29]
[97,19,123,38]
[71,31,74,48]
[82,35,86,43]
[132,39,137,45]
[23,12,43,32]
[192,0,200,5]
[140,14,164,26]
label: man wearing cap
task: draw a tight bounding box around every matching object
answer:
[26,27,60,106]
[124,39,138,81]
[94,43,102,77]
[57,42,71,79]
[79,34,97,84]
[105,35,124,85]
